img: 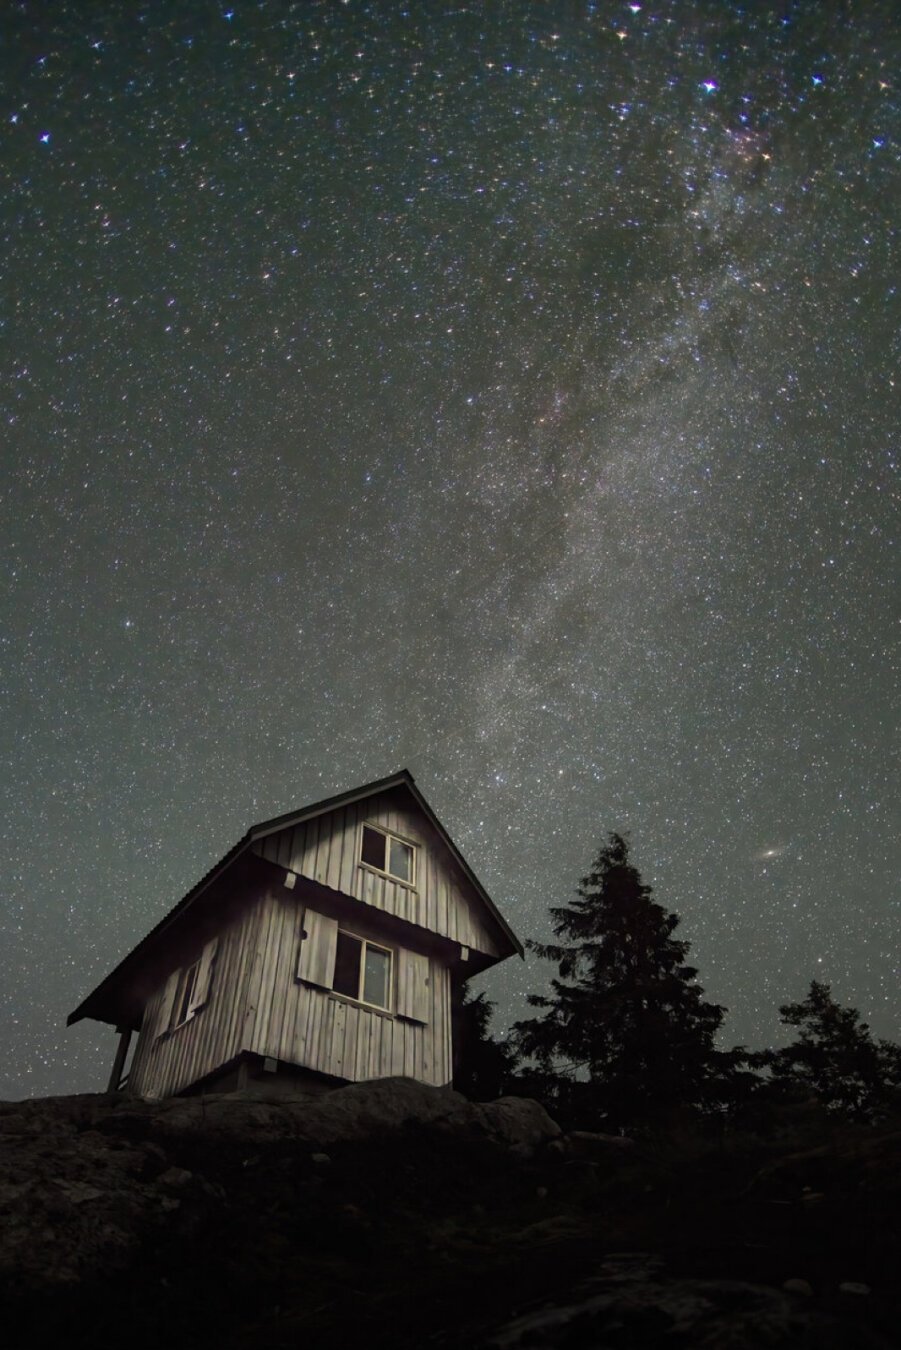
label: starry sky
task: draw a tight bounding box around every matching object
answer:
[2,0,898,1100]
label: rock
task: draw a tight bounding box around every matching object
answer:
[54,1180,105,1205]
[486,1258,886,1349]
[0,1079,561,1302]
[507,1214,589,1247]
[566,1129,636,1158]
[478,1094,564,1158]
[157,1167,193,1189]
[747,1131,901,1206]
[83,1077,561,1160]
[0,1082,895,1350]
[289,1077,563,1159]
[782,1278,814,1296]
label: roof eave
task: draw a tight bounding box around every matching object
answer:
[247,769,417,842]
[66,836,253,1027]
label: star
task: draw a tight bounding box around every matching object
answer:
[0,0,895,1099]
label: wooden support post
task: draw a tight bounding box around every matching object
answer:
[106,1026,132,1093]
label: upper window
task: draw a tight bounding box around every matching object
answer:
[360,823,415,885]
[332,930,392,1009]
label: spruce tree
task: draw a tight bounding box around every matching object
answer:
[512,833,735,1130]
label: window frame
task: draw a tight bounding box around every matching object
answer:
[156,936,219,1040]
[358,822,417,889]
[169,960,200,1031]
[331,927,394,1012]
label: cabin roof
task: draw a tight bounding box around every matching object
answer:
[67,769,522,1028]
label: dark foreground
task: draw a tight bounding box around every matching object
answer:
[0,1079,898,1348]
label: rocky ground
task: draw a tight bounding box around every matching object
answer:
[0,1078,898,1348]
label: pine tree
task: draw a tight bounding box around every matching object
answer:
[764,980,901,1120]
[511,833,737,1130]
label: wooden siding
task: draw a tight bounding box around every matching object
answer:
[243,888,453,1088]
[127,905,257,1099]
[252,792,502,959]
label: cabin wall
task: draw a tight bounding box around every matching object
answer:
[242,887,453,1088]
[127,903,257,1099]
[252,792,502,959]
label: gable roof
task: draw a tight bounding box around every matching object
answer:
[68,769,522,1028]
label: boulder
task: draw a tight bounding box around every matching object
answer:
[565,1129,636,1157]
[485,1255,893,1349]
[0,1079,561,1297]
[93,1076,562,1157]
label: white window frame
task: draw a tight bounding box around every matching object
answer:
[359,822,417,889]
[332,927,393,1012]
[296,911,429,1024]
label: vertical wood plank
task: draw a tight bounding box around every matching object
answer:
[307,989,324,1073]
[330,999,348,1077]
[262,891,287,1058]
[344,1004,359,1079]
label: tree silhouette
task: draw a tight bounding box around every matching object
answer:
[763,980,901,1120]
[452,986,519,1102]
[511,833,742,1130]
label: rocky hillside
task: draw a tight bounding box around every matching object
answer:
[0,1078,898,1348]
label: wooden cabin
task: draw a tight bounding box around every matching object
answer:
[67,770,522,1099]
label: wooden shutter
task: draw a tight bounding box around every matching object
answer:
[396,949,430,1023]
[156,969,179,1036]
[297,909,338,988]
[189,937,219,1015]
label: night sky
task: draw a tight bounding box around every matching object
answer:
[2,1,898,1100]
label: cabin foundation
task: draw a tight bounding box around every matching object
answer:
[178,1053,342,1099]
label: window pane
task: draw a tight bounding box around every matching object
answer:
[363,946,390,1008]
[388,837,413,882]
[333,932,362,998]
[361,825,386,870]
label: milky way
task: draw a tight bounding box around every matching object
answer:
[2,1,898,1097]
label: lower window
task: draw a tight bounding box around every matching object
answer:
[171,961,199,1029]
[332,931,392,1010]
